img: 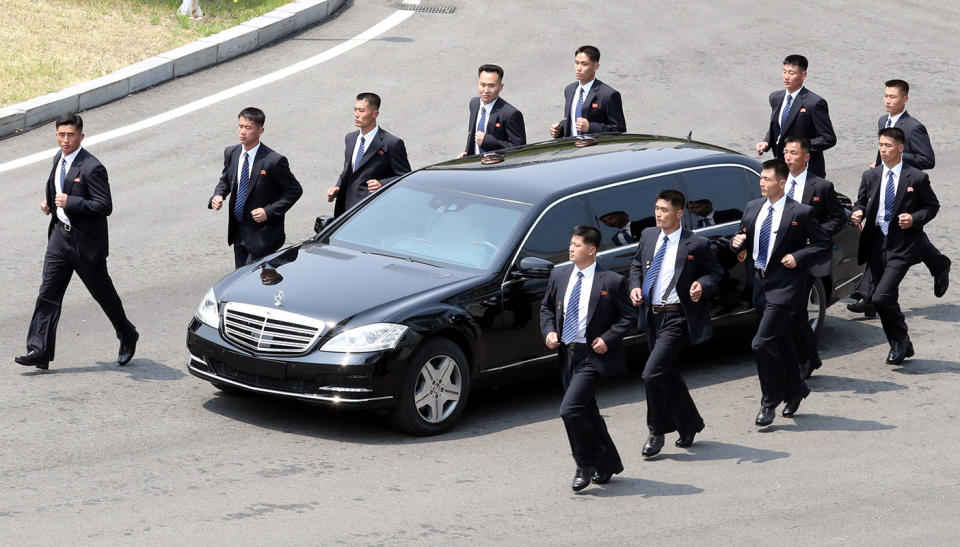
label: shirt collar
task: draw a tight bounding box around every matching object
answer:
[883,161,903,179]
[786,86,803,100]
[480,97,498,111]
[578,79,595,95]
[659,228,681,245]
[765,194,788,211]
[360,125,379,140]
[62,145,82,164]
[789,168,808,185]
[241,142,261,160]
[887,110,905,126]
[574,261,597,278]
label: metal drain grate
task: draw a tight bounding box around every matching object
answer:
[399,2,456,14]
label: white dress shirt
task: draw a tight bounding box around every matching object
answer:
[876,161,903,229]
[474,98,497,155]
[562,261,596,343]
[237,142,260,183]
[352,125,379,169]
[885,110,905,128]
[753,195,787,266]
[650,229,682,305]
[55,146,83,226]
[777,87,802,141]
[786,168,808,202]
[570,79,595,136]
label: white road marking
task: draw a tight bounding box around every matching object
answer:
[0,2,419,174]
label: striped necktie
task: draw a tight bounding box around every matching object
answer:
[780,94,793,130]
[756,205,775,270]
[574,88,585,136]
[476,106,487,154]
[560,272,584,344]
[880,170,896,235]
[234,152,249,221]
[642,236,669,303]
[354,136,365,170]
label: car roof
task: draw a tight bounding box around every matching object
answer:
[415,133,761,206]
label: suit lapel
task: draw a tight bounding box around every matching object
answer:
[781,88,804,133]
[585,266,604,327]
[62,149,86,195]
[892,168,913,213]
[742,201,761,250]
[355,130,383,171]
[555,265,572,333]
[668,231,690,296]
[801,177,816,204]
[245,145,268,197]
[770,201,795,258]
[467,98,479,138]
[488,98,504,131]
[586,80,602,114]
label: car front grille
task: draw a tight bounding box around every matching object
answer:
[221,302,326,355]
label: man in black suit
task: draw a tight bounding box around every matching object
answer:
[549,45,626,138]
[16,114,139,371]
[755,54,837,178]
[849,79,949,316]
[540,226,635,491]
[629,190,722,456]
[327,92,411,217]
[209,107,303,269]
[686,200,743,227]
[851,128,940,365]
[457,64,525,158]
[731,159,830,426]
[782,136,846,379]
[599,211,648,246]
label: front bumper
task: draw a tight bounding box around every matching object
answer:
[186,319,409,409]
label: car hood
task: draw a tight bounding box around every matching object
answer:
[216,242,483,327]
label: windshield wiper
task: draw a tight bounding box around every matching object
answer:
[361,250,439,268]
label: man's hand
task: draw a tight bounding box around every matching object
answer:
[781,253,797,269]
[732,233,746,249]
[850,209,863,224]
[575,117,590,134]
[869,161,877,168]
[251,208,267,223]
[474,130,485,145]
[690,281,703,302]
[40,200,51,215]
[54,193,68,208]
[630,287,644,307]
[366,179,382,193]
[457,151,468,159]
[591,337,608,355]
[326,186,339,202]
[545,331,560,349]
[210,195,224,210]
[755,141,770,155]
[549,122,562,137]
[898,213,914,229]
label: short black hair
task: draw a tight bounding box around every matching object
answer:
[571,225,601,248]
[478,64,504,80]
[783,54,808,71]
[55,113,83,132]
[762,159,789,181]
[885,79,909,95]
[657,189,686,210]
[879,127,906,144]
[238,107,265,127]
[575,45,600,63]
[356,92,381,110]
[784,135,811,152]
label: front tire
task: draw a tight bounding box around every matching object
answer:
[390,338,471,436]
[807,278,827,337]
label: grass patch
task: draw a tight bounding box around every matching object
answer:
[2,0,296,108]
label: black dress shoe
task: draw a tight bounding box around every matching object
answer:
[592,464,622,485]
[755,406,775,426]
[675,432,697,448]
[846,299,877,318]
[15,351,49,370]
[934,269,949,298]
[886,339,914,365]
[782,386,811,417]
[642,434,664,457]
[572,467,595,492]
[118,330,139,365]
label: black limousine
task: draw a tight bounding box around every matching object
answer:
[187,134,861,434]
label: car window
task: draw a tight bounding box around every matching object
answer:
[587,174,678,251]
[678,166,753,230]
[519,197,589,264]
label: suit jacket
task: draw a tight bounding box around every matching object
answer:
[853,165,939,266]
[732,197,831,306]
[629,228,722,345]
[874,111,935,170]
[463,97,526,156]
[799,174,846,277]
[335,128,411,216]
[556,79,626,137]
[46,148,112,262]
[763,87,837,177]
[539,263,636,378]
[209,143,303,257]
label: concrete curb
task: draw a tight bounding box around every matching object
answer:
[0,0,347,139]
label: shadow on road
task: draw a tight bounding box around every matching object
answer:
[760,413,896,432]
[807,374,907,394]
[904,303,960,323]
[577,477,704,498]
[818,315,886,359]
[892,359,960,375]
[652,440,789,464]
[19,359,186,381]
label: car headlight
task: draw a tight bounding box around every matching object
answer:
[321,323,408,353]
[196,288,220,328]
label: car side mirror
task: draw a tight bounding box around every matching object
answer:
[314,215,333,234]
[517,256,554,279]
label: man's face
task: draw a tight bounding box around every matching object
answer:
[568,234,595,265]
[599,212,628,228]
[477,71,503,104]
[55,124,83,156]
[354,99,378,130]
[237,117,264,148]
[878,135,904,165]
[782,63,806,92]
[883,86,908,115]
[654,199,683,232]
[782,142,810,174]
[687,200,713,217]
[574,53,598,83]
[759,168,786,199]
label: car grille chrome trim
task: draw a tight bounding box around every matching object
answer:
[221,302,326,355]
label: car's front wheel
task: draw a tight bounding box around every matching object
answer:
[390,338,470,436]
[807,278,827,337]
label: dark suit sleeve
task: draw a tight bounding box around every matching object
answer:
[763,92,778,144]
[481,109,526,150]
[64,162,112,217]
[381,138,412,185]
[909,173,939,227]
[695,239,723,299]
[791,208,831,270]
[819,180,847,236]
[808,97,837,152]
[262,155,303,219]
[853,171,871,213]
[539,271,560,339]
[904,121,936,170]
[335,135,352,189]
[209,147,233,208]
[629,244,644,292]
[599,275,635,345]
[588,89,626,134]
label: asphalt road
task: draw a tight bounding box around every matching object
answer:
[1,1,959,543]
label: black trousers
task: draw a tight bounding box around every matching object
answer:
[752,274,808,408]
[854,231,950,299]
[559,348,622,473]
[26,224,136,361]
[788,275,820,367]
[642,310,704,436]
[867,236,911,343]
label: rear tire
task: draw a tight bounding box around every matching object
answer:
[807,278,827,337]
[390,338,471,436]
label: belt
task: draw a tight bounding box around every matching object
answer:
[753,267,766,278]
[564,342,587,351]
[55,219,72,231]
[650,304,682,314]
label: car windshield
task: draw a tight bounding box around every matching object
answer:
[328,181,531,271]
